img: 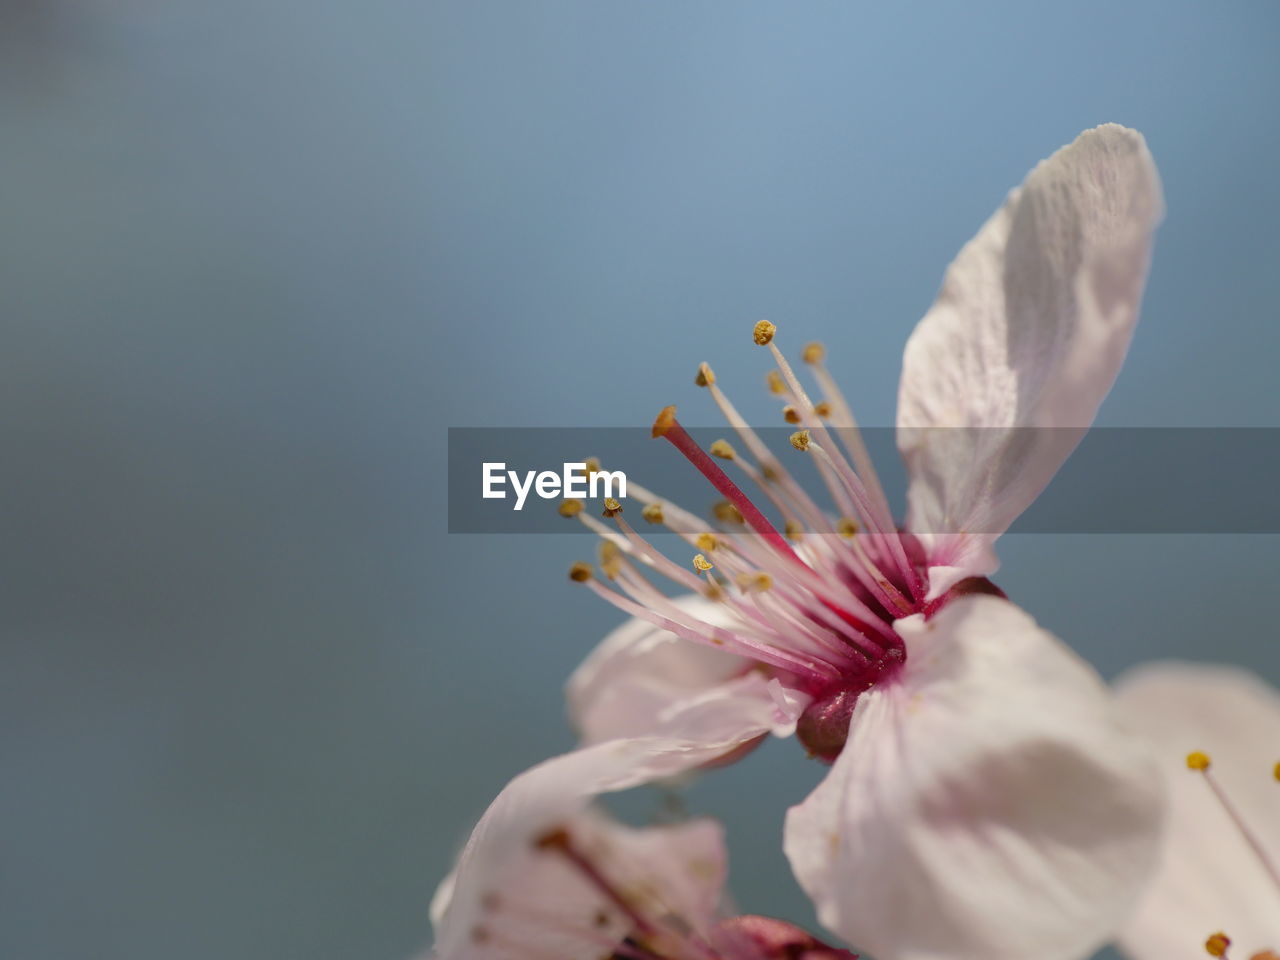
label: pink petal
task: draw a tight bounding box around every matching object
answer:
[1114,663,1280,960]
[897,124,1163,599]
[783,595,1164,960]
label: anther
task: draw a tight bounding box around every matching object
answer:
[712,500,745,525]
[1187,751,1212,771]
[766,370,785,395]
[598,541,622,580]
[1205,932,1231,957]
[783,405,802,424]
[814,401,832,418]
[709,439,736,460]
[559,499,584,518]
[1274,761,1279,782]
[802,341,826,364]
[785,520,804,541]
[652,405,678,438]
[753,320,776,346]
[790,430,811,451]
[602,498,623,518]
[695,362,716,387]
[641,502,665,525]
[696,533,718,552]
[693,554,714,572]
[837,517,859,538]
[736,571,773,593]
[569,563,593,582]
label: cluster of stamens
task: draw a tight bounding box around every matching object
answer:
[1186,752,1280,959]
[562,322,941,759]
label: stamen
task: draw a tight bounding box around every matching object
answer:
[641,502,665,525]
[1187,751,1280,896]
[559,498,584,517]
[752,320,776,345]
[569,562,593,582]
[603,498,624,519]
[692,554,714,572]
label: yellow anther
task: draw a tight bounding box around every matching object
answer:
[582,457,602,477]
[802,341,826,364]
[712,500,744,524]
[837,517,859,538]
[785,520,804,542]
[709,439,736,460]
[598,541,622,579]
[558,498,584,518]
[641,502,665,525]
[760,462,781,482]
[693,554,714,572]
[783,405,802,424]
[602,497,623,518]
[1274,761,1280,782]
[1187,751,1212,771]
[695,532,718,552]
[652,405,677,438]
[766,370,786,395]
[695,362,716,387]
[814,401,832,418]
[1205,932,1231,957]
[790,429,811,451]
[752,320,776,346]
[568,562,593,582]
[736,571,773,593]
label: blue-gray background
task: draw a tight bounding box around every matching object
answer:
[3,3,1277,959]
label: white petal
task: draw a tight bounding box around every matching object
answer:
[1114,663,1280,960]
[897,124,1163,598]
[567,595,760,743]
[431,738,743,960]
[784,595,1165,960]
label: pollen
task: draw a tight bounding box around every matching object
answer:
[753,320,776,346]
[641,502,665,525]
[814,401,832,418]
[558,498,584,518]
[695,532,718,552]
[695,362,716,387]
[790,429,811,451]
[837,517,859,538]
[1205,932,1231,957]
[602,497,623,518]
[652,405,678,438]
[568,562,593,582]
[709,439,736,460]
[693,553,714,572]
[766,369,785,395]
[1187,751,1212,771]
[783,405,802,424]
[802,341,826,364]
[711,500,744,524]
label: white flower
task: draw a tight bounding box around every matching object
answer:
[562,125,1167,960]
[429,738,856,960]
[1114,663,1280,960]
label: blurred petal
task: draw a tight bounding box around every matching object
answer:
[431,738,742,960]
[567,594,764,743]
[897,124,1163,598]
[1114,663,1280,960]
[784,595,1164,960]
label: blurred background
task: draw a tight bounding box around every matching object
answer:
[3,2,1278,958]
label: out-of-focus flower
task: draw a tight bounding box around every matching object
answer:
[562,125,1167,960]
[1114,663,1280,960]
[429,738,856,960]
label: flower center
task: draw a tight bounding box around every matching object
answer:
[565,324,993,762]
